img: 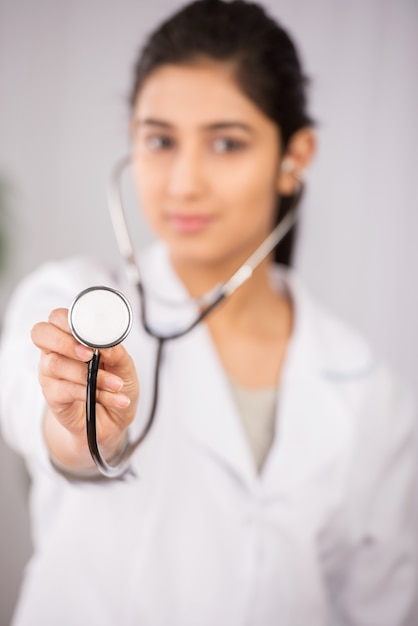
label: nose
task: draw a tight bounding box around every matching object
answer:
[167,142,206,199]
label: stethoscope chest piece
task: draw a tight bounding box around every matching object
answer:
[69,286,133,349]
[67,286,134,478]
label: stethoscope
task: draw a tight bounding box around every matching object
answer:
[68,156,302,478]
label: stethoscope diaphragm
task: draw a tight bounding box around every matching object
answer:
[68,286,133,349]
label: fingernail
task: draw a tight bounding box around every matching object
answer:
[105,375,124,392]
[115,394,130,408]
[75,345,94,361]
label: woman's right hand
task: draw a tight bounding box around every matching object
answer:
[31,307,139,471]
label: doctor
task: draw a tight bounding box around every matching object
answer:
[0,0,416,624]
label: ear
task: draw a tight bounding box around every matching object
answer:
[277,127,316,195]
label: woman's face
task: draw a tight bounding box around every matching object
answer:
[131,61,283,272]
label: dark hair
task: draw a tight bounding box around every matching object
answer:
[130,0,314,265]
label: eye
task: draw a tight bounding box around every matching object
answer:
[212,137,245,153]
[144,135,175,151]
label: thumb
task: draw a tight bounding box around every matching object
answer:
[99,343,139,397]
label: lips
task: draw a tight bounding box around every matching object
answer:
[166,213,214,234]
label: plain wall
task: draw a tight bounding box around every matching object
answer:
[0,0,417,623]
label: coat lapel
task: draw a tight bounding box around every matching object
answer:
[261,270,359,497]
[138,242,257,486]
[167,323,258,488]
[139,245,364,496]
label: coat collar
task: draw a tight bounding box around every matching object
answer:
[139,243,372,495]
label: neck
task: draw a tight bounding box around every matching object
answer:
[170,250,293,389]
[171,252,291,336]
[170,245,276,297]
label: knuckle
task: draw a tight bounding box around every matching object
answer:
[41,352,61,377]
[100,345,120,366]
[31,321,46,346]
[48,308,66,324]
[55,333,70,355]
[38,375,59,403]
[48,378,64,398]
[47,378,80,405]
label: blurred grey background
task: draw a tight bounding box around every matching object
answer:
[0,0,417,623]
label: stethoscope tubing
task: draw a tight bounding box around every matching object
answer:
[84,157,303,478]
[85,286,226,479]
[85,339,164,479]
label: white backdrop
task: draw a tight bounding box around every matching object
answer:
[0,0,417,623]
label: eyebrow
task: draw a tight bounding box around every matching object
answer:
[134,118,172,129]
[134,117,254,134]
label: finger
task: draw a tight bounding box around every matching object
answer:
[99,343,137,380]
[31,320,94,362]
[96,389,131,410]
[43,377,130,414]
[48,308,96,361]
[47,309,134,375]
[39,352,124,392]
[48,308,72,333]
[99,345,139,403]
[41,377,87,411]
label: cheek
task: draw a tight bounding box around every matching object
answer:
[132,163,166,226]
[219,159,278,228]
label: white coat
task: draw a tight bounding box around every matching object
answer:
[0,242,416,626]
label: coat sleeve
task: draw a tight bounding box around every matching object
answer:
[0,257,115,474]
[333,364,418,625]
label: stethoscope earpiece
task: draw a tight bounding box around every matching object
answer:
[69,286,133,349]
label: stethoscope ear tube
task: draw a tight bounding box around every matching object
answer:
[73,160,304,478]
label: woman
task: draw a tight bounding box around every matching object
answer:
[0,1,416,624]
